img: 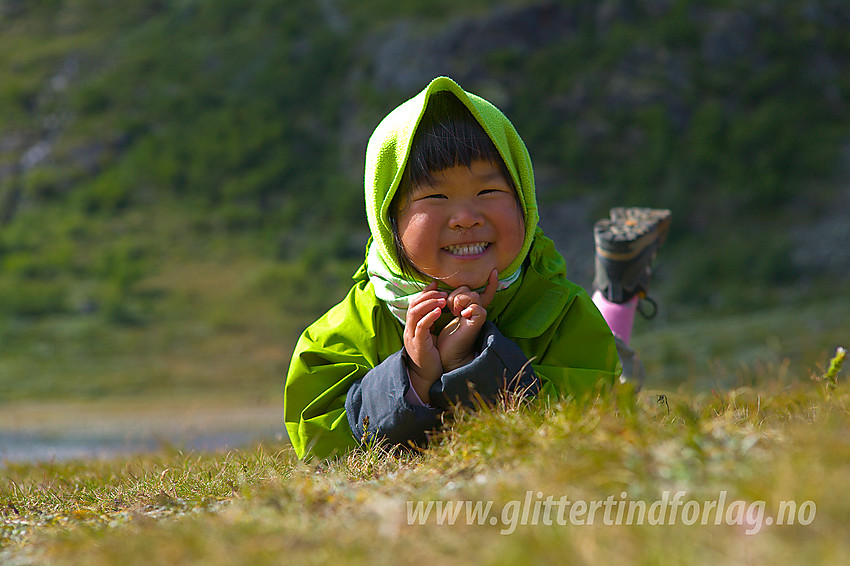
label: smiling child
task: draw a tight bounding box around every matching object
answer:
[284,77,667,460]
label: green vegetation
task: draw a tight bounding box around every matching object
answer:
[2,0,848,313]
[1,349,847,564]
[1,0,847,404]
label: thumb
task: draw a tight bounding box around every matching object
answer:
[479,269,499,308]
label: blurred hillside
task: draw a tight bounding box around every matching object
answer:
[0,0,848,400]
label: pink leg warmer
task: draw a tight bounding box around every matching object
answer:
[592,290,638,345]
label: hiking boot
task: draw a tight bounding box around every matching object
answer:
[593,207,672,306]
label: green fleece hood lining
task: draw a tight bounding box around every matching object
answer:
[365,76,539,283]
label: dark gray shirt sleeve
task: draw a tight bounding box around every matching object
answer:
[428,321,539,411]
[345,321,539,448]
[345,350,443,448]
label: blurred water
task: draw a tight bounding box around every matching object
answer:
[0,402,287,465]
[0,428,285,464]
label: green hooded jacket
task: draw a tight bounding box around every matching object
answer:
[284,77,620,459]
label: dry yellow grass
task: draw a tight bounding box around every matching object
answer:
[2,349,847,565]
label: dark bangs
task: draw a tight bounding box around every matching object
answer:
[404,91,513,191]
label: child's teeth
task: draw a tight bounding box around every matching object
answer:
[446,243,488,256]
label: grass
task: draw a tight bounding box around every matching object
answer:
[1,346,847,565]
[634,298,850,391]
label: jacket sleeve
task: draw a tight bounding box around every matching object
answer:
[344,350,442,447]
[428,321,539,410]
[284,282,395,460]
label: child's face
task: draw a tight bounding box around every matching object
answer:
[396,160,525,289]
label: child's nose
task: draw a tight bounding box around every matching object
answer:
[449,204,482,230]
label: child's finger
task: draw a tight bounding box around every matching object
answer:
[415,305,443,336]
[446,285,472,305]
[450,292,475,316]
[410,290,448,308]
[407,297,446,324]
[405,301,441,341]
[479,269,499,308]
[406,306,441,359]
[447,286,481,317]
[416,281,441,297]
[461,303,486,322]
[409,288,448,312]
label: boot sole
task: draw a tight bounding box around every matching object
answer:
[594,208,672,261]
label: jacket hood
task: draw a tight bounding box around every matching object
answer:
[364,76,539,282]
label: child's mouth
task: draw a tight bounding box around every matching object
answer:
[443,242,490,257]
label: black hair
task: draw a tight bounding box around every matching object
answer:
[389,91,519,282]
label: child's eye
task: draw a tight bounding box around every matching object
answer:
[479,189,502,196]
[422,193,447,200]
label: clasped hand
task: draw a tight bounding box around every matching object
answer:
[404,269,498,405]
